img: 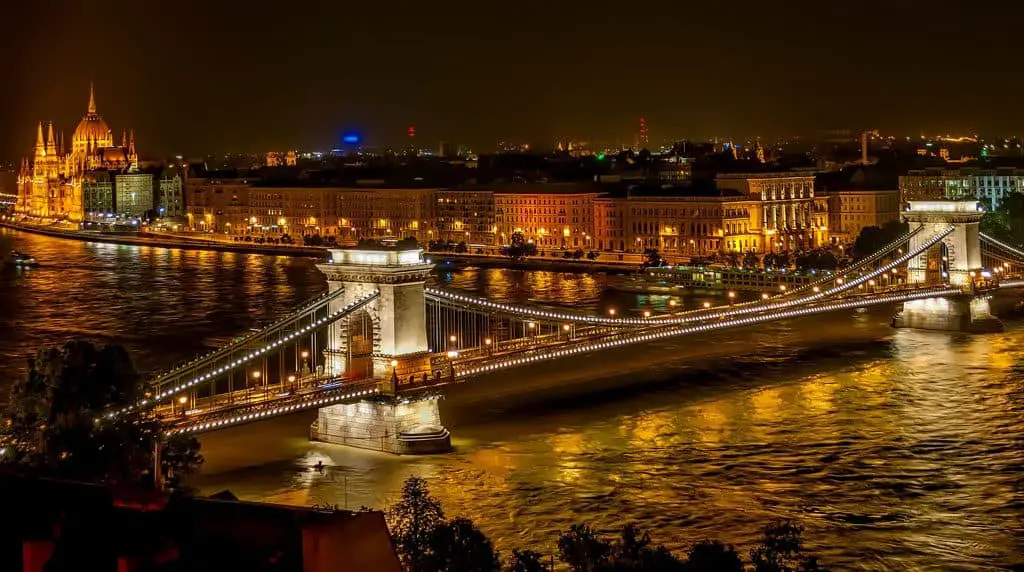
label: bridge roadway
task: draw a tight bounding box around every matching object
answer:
[165,282,982,435]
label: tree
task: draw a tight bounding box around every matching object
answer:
[507,549,551,572]
[387,476,446,572]
[609,524,684,571]
[981,193,1024,245]
[0,341,202,486]
[749,520,824,572]
[396,236,419,250]
[503,232,537,261]
[725,251,741,268]
[852,220,909,260]
[558,524,611,572]
[683,540,744,572]
[642,249,663,269]
[743,250,760,270]
[426,517,501,572]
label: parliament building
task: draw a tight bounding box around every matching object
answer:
[15,84,139,222]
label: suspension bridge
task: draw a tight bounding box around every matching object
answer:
[102,200,1024,454]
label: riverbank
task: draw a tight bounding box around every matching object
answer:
[1,221,328,258]
[1,221,643,274]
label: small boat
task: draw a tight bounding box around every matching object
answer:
[5,251,39,267]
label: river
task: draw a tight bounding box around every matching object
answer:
[1,228,1021,570]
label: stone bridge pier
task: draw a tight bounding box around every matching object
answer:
[893,200,1002,333]
[312,247,450,454]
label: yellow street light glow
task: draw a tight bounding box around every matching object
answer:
[449,335,457,342]
[608,308,616,316]
[390,360,398,368]
[703,302,711,308]
[301,351,309,359]
[252,371,261,379]
[178,396,188,404]
[562,324,571,331]
[762,293,769,300]
[669,300,677,307]
[643,310,651,318]
[527,321,536,329]
[779,285,787,291]
[812,286,820,293]
[446,350,459,358]
[484,337,492,345]
[727,291,736,299]
[287,375,296,383]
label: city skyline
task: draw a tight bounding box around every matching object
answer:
[3,1,1024,160]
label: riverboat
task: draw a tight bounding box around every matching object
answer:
[616,265,828,293]
[5,251,39,268]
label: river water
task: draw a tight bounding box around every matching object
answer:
[1,228,1021,570]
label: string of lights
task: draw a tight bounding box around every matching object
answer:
[104,291,380,420]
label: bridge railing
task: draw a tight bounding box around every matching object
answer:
[150,287,349,390]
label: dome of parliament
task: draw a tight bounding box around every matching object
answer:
[72,84,113,148]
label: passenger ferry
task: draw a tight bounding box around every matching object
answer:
[617,264,829,293]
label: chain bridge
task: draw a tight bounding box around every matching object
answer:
[100,200,1024,454]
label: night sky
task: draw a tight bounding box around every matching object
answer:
[2,0,1022,159]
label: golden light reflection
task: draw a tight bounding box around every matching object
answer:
[797,375,836,417]
[548,432,584,484]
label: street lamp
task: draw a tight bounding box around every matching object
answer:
[608,308,616,316]
[761,293,769,300]
[702,301,711,309]
[301,350,310,375]
[727,291,736,304]
[643,310,651,318]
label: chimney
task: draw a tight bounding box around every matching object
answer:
[861,131,869,165]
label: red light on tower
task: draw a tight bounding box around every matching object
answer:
[408,126,416,138]
[639,117,649,147]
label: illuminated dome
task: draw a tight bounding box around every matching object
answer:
[71,84,114,153]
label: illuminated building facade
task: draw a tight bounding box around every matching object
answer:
[183,173,835,257]
[158,171,185,217]
[716,173,829,252]
[826,189,901,244]
[494,184,597,250]
[900,167,1024,211]
[434,189,496,245]
[595,194,761,255]
[114,173,154,218]
[83,171,114,216]
[15,84,139,222]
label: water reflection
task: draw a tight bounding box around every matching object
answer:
[2,229,1022,569]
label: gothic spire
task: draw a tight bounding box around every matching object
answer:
[88,82,96,114]
[36,122,44,148]
[47,122,55,149]
[122,129,127,147]
[129,129,136,155]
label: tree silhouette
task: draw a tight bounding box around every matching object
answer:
[387,476,446,572]
[558,524,611,571]
[1,341,202,486]
[507,548,551,572]
[749,520,824,572]
[683,539,744,572]
[425,517,501,572]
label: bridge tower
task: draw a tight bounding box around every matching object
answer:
[894,200,1002,332]
[312,247,451,454]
